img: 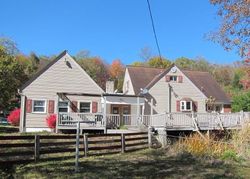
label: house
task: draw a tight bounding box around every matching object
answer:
[19,50,232,133]
[19,51,143,132]
[123,65,231,115]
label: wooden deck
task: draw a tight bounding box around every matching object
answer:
[57,112,250,132]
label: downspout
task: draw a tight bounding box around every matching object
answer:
[168,84,172,113]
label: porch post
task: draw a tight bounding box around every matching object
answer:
[103,96,107,133]
[137,97,140,125]
[150,98,153,115]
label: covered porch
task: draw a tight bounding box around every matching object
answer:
[55,92,145,133]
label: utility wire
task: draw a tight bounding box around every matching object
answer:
[146,0,163,61]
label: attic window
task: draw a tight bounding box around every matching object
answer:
[170,76,177,82]
[180,101,192,111]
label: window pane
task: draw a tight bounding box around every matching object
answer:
[59,108,68,113]
[58,102,68,107]
[58,102,68,113]
[170,76,177,81]
[80,102,90,113]
[34,100,45,106]
[34,107,45,112]
[186,102,191,110]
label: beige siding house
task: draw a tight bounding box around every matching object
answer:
[19,51,104,132]
[19,51,143,133]
[124,65,231,115]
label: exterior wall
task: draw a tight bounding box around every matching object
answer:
[148,67,207,114]
[21,53,104,131]
[223,104,231,113]
[123,68,135,95]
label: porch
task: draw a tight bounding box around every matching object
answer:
[56,111,250,133]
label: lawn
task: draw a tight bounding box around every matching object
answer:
[1,149,249,179]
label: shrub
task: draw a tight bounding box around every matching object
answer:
[176,133,231,157]
[7,108,20,126]
[46,114,57,129]
[231,123,250,159]
[221,150,239,161]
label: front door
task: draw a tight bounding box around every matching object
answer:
[111,105,131,125]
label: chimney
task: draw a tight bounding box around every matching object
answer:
[106,81,114,93]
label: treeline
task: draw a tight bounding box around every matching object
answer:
[0,37,249,113]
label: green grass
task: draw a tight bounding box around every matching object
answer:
[1,149,249,178]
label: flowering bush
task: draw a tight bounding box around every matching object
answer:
[7,108,20,126]
[46,114,57,129]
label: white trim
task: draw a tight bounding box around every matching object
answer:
[32,99,47,114]
[25,127,52,132]
[66,53,104,93]
[78,100,92,113]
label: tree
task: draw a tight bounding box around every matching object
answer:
[78,57,109,90]
[0,46,28,110]
[232,91,250,112]
[109,59,125,92]
[209,0,250,57]
[175,57,195,70]
[213,66,234,86]
[7,108,20,126]
[147,56,171,68]
[139,47,153,61]
[131,61,145,66]
[0,37,19,55]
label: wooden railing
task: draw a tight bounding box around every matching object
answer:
[0,132,148,164]
[58,113,104,127]
[57,112,250,131]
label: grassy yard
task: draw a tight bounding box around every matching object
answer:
[1,149,250,179]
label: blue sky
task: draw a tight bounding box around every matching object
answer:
[1,0,241,64]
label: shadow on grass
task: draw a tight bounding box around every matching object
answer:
[0,149,243,178]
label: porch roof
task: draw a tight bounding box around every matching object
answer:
[102,95,144,105]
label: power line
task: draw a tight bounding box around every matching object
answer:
[146,0,163,61]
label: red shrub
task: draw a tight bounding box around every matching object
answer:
[7,108,20,126]
[46,114,57,129]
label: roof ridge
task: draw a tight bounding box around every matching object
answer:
[20,50,67,91]
[183,70,210,73]
[126,65,166,70]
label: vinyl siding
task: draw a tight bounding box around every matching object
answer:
[123,68,135,95]
[22,53,103,129]
[148,67,207,114]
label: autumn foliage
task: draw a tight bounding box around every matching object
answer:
[46,114,57,129]
[7,108,20,126]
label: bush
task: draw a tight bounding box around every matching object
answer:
[7,108,20,126]
[221,150,239,161]
[231,123,250,159]
[176,133,230,157]
[46,114,56,129]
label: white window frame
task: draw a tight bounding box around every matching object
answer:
[32,99,47,113]
[58,101,70,113]
[78,101,92,113]
[180,101,192,112]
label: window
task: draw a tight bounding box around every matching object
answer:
[33,100,46,113]
[170,76,177,82]
[79,102,91,113]
[180,101,192,111]
[58,101,69,113]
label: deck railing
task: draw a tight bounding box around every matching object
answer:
[57,112,250,131]
[58,113,104,127]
